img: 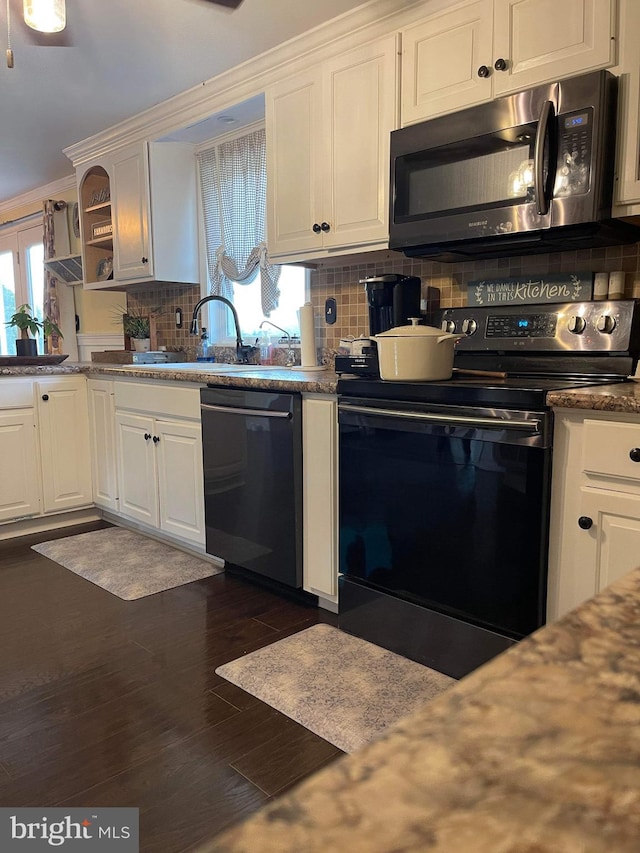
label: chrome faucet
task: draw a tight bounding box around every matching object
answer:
[190,294,256,362]
[259,320,296,366]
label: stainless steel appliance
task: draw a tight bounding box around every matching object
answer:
[200,386,302,588]
[389,70,640,261]
[338,300,640,678]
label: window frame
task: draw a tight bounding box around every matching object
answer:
[0,220,45,356]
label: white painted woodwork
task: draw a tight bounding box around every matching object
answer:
[401,0,615,124]
[401,0,493,124]
[266,33,398,262]
[113,381,205,546]
[548,408,640,621]
[155,420,205,545]
[87,379,119,512]
[115,412,159,528]
[614,0,640,206]
[112,143,152,281]
[302,395,338,601]
[0,409,40,522]
[35,377,93,514]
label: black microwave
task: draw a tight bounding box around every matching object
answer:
[389,70,640,262]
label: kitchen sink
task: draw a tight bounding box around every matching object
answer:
[116,363,288,373]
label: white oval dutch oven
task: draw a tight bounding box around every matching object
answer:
[374,318,462,381]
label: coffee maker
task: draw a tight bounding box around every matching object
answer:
[335,273,422,376]
[363,274,422,335]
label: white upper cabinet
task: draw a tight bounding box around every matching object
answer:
[77,140,199,289]
[266,34,399,262]
[613,0,640,207]
[401,0,616,125]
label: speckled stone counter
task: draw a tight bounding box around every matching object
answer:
[201,566,640,852]
[548,380,640,413]
[0,362,339,394]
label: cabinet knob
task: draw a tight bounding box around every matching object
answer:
[494,57,508,71]
[41,394,49,401]
[477,65,491,78]
[312,223,322,234]
[578,516,593,530]
[153,435,160,444]
[321,222,331,232]
[141,257,148,264]
[144,433,151,441]
[630,448,640,463]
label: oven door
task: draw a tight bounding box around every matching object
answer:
[338,398,552,639]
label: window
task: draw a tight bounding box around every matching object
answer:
[0,224,44,356]
[197,125,307,344]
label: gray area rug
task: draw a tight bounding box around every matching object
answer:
[215,623,455,753]
[32,527,223,600]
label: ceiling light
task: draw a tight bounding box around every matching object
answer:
[23,0,66,33]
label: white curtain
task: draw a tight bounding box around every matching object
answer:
[198,128,281,316]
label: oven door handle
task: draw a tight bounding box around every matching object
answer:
[201,403,292,419]
[338,403,541,433]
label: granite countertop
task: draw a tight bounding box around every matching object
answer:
[202,565,640,853]
[547,380,640,414]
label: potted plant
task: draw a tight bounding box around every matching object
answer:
[5,304,63,357]
[113,304,160,353]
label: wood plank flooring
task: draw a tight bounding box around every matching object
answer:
[0,521,342,852]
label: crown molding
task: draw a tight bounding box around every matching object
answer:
[0,174,76,216]
[64,0,427,166]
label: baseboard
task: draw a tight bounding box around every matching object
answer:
[0,508,102,541]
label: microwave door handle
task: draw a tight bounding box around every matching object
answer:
[534,99,554,216]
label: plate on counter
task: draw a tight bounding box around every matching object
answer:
[0,355,69,366]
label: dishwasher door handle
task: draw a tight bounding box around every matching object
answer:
[201,403,292,419]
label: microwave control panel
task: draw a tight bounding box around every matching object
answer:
[554,108,593,197]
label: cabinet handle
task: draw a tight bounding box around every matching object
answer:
[41,394,49,401]
[630,448,640,462]
[321,222,331,232]
[144,433,151,441]
[312,223,322,234]
[141,257,148,264]
[494,57,508,71]
[477,65,491,78]
[578,516,593,530]
[153,435,160,444]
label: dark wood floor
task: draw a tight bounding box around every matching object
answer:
[0,521,342,852]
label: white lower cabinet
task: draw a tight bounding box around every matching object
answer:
[302,394,338,601]
[0,376,92,523]
[87,379,118,511]
[548,409,640,620]
[113,382,204,547]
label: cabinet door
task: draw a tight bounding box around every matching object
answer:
[155,419,205,545]
[493,0,615,96]
[401,0,493,124]
[322,34,399,249]
[0,409,40,522]
[115,412,158,527]
[572,487,640,606]
[614,0,640,206]
[112,142,152,281]
[302,396,338,599]
[36,377,93,514]
[87,379,118,511]
[266,66,324,257]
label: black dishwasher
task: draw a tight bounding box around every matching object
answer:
[200,386,303,588]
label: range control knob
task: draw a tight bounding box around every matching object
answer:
[596,314,617,334]
[461,319,477,336]
[441,319,456,333]
[567,315,586,334]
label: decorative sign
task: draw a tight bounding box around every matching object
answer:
[468,273,594,306]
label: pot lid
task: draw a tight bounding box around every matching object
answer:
[374,318,445,338]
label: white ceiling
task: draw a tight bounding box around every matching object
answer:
[0,0,367,205]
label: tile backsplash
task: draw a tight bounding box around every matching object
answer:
[126,241,640,358]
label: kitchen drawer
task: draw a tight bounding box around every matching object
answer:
[582,419,640,482]
[114,380,201,420]
[0,379,34,409]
